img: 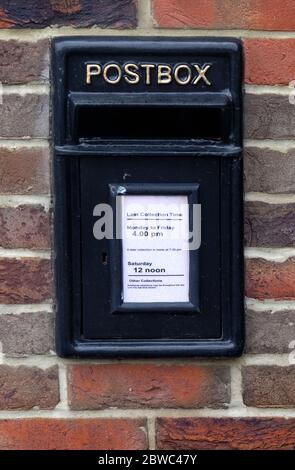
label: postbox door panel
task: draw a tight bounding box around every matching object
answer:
[80,154,222,340]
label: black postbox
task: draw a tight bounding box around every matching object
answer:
[52,37,244,358]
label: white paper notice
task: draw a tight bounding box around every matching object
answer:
[121,195,189,303]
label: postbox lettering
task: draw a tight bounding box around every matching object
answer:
[157,64,172,84]
[86,63,102,84]
[174,64,192,85]
[85,62,212,86]
[124,63,140,84]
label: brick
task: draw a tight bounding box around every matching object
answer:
[68,364,230,410]
[0,258,52,303]
[0,418,147,450]
[0,205,51,249]
[0,365,59,410]
[242,366,295,407]
[246,309,295,354]
[0,312,54,356]
[0,39,49,84]
[156,418,295,450]
[244,39,295,85]
[245,94,295,140]
[0,0,137,29]
[246,258,295,300]
[153,0,295,30]
[0,147,50,195]
[244,202,295,247]
[244,147,295,194]
[0,94,49,138]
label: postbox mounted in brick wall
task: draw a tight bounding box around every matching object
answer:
[52,37,244,358]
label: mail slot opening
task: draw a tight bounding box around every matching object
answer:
[74,105,227,142]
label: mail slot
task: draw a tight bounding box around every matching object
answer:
[52,37,244,357]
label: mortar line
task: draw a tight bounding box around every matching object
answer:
[0,138,294,149]
[2,28,295,40]
[230,364,244,409]
[0,139,49,148]
[0,299,293,315]
[2,356,58,369]
[245,84,293,95]
[0,195,51,209]
[3,193,295,207]
[1,82,293,96]
[0,247,293,264]
[2,194,295,212]
[0,407,295,419]
[245,193,295,203]
[137,0,153,30]
[244,247,295,262]
[246,298,295,312]
[1,84,49,95]
[56,362,69,411]
[147,417,156,450]
[0,248,51,259]
[245,139,295,150]
[0,353,291,368]
[0,303,53,315]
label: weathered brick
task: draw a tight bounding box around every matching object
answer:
[246,309,295,354]
[0,39,49,84]
[68,364,230,410]
[153,0,295,30]
[245,94,295,140]
[244,202,295,247]
[244,147,295,194]
[0,365,59,410]
[243,366,295,407]
[0,258,52,303]
[0,312,54,356]
[156,418,295,450]
[0,0,137,29]
[244,39,295,85]
[0,147,50,195]
[0,418,147,450]
[0,205,50,249]
[246,258,295,300]
[0,94,49,138]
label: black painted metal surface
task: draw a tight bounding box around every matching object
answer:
[52,37,244,357]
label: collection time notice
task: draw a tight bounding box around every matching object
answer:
[121,194,190,303]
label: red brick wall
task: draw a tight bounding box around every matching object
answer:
[0,0,294,450]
